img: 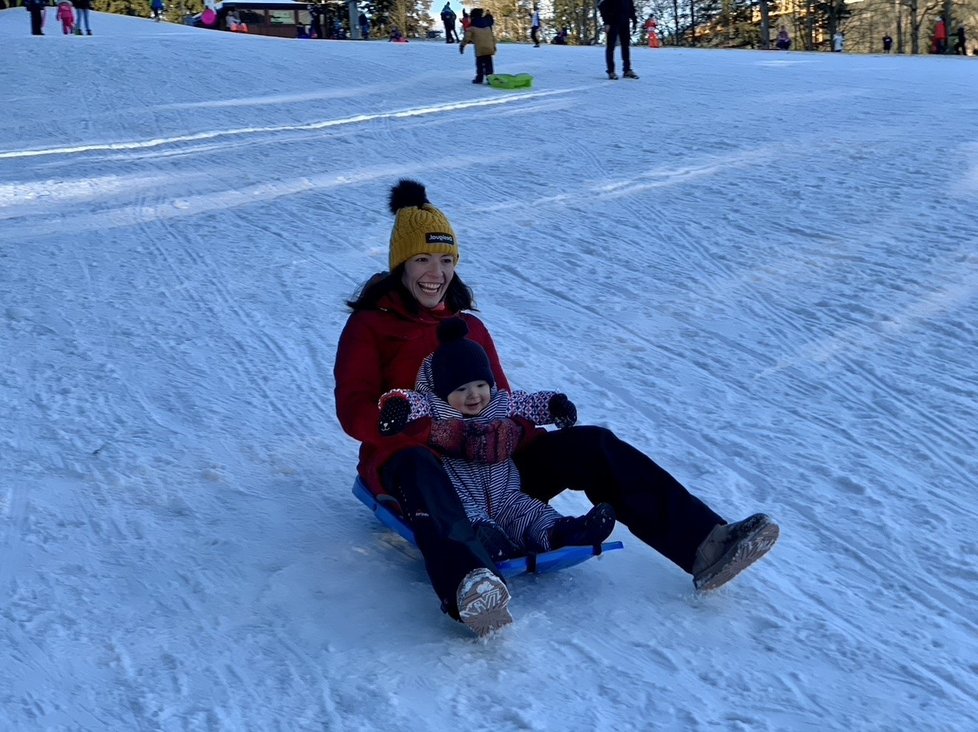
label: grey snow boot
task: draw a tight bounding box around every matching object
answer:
[692,514,779,592]
[457,568,512,637]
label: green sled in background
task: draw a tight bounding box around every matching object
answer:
[487,73,534,90]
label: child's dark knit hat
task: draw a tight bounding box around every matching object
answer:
[431,318,495,401]
[388,179,459,271]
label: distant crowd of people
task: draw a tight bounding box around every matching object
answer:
[16,0,974,60]
[770,20,970,55]
[21,0,92,35]
[929,16,969,55]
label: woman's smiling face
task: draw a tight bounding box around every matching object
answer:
[401,253,457,309]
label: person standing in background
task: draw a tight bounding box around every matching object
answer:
[775,24,791,50]
[954,25,966,55]
[530,5,541,47]
[72,0,92,34]
[25,0,46,35]
[598,0,638,79]
[459,8,496,84]
[933,16,947,53]
[645,16,660,48]
[441,2,458,43]
[57,0,75,32]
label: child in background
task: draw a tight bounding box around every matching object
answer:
[459,8,497,84]
[378,318,616,564]
[775,25,791,50]
[227,10,248,32]
[645,16,660,48]
[57,0,75,35]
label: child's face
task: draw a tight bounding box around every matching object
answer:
[446,380,491,416]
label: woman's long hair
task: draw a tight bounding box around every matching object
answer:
[346,266,476,315]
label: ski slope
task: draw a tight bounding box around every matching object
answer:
[2,10,977,730]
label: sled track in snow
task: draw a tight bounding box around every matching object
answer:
[0,90,581,161]
[135,185,323,438]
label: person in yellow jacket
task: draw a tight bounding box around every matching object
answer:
[459,8,497,85]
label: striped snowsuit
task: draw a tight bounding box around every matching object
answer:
[389,385,564,552]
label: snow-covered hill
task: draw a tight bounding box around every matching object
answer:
[3,10,977,730]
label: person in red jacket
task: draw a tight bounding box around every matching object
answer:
[934,16,948,53]
[333,179,780,633]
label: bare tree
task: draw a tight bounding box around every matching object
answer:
[896,0,905,52]
[758,0,770,48]
[901,0,941,53]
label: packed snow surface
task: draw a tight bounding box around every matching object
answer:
[2,10,977,731]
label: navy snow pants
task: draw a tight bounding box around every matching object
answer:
[514,425,724,573]
[381,447,500,618]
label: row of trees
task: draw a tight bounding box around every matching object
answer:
[355,0,423,37]
[472,0,975,53]
[7,0,971,53]
[843,0,975,54]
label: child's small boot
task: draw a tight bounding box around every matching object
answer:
[474,521,521,562]
[549,503,616,549]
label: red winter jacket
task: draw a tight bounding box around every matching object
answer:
[334,290,512,495]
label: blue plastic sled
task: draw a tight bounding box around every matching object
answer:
[352,477,623,579]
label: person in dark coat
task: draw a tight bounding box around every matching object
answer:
[882,34,893,53]
[25,0,47,35]
[72,0,92,34]
[954,26,967,55]
[440,2,458,43]
[309,6,322,39]
[598,0,638,79]
[775,25,791,50]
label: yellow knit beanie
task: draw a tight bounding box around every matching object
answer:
[388,179,460,271]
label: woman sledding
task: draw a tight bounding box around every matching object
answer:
[333,179,780,636]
